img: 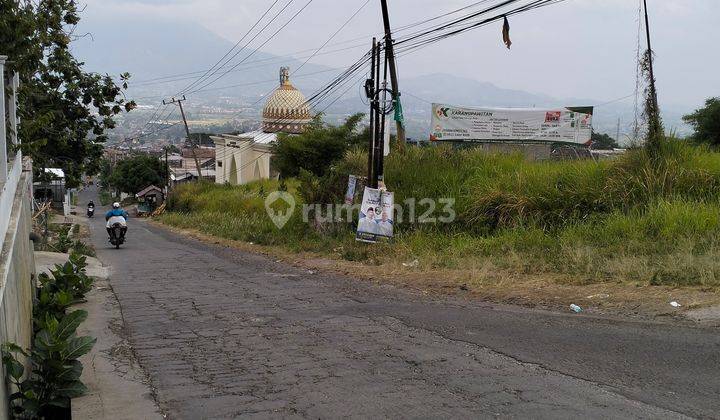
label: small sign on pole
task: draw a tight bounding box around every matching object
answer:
[345,175,357,205]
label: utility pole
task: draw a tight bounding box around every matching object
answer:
[163,95,203,182]
[376,47,389,188]
[616,117,621,145]
[380,0,406,148]
[164,147,170,191]
[642,0,660,136]
[373,41,383,188]
[366,38,377,187]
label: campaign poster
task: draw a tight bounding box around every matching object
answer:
[430,103,593,145]
[355,187,394,243]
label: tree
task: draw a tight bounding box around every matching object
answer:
[1,0,135,188]
[683,97,720,147]
[107,154,166,195]
[590,132,619,150]
[271,113,368,178]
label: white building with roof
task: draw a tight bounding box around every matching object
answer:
[213,67,311,185]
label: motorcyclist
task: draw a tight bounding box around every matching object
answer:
[105,202,129,240]
[87,200,95,208]
[87,200,96,217]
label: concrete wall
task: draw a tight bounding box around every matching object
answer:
[0,168,36,420]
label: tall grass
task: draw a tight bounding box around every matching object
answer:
[162,140,720,286]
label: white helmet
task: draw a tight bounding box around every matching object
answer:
[112,202,120,209]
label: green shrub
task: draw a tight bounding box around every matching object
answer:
[2,253,96,418]
[71,239,96,257]
[35,253,93,325]
[2,311,95,419]
[271,113,368,178]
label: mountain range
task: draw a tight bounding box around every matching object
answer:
[72,17,692,141]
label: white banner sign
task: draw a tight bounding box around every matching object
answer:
[430,103,593,145]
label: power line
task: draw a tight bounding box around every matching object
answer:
[130,39,368,85]
[132,68,340,101]
[291,0,371,78]
[125,1,508,89]
[188,0,315,95]
[124,0,299,141]
[178,0,284,95]
[394,0,567,54]
[392,0,569,61]
[130,43,369,88]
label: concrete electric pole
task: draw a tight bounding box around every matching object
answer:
[163,96,203,182]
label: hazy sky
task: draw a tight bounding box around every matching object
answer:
[81,0,718,109]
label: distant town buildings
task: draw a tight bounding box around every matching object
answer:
[169,146,216,184]
[105,67,315,186]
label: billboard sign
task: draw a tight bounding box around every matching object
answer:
[430,103,593,145]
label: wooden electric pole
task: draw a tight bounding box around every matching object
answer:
[163,95,203,182]
[380,0,406,148]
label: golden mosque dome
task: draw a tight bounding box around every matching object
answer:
[262,67,311,134]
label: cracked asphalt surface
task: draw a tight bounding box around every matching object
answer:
[83,189,719,419]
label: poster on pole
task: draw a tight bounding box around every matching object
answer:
[344,175,357,205]
[430,103,593,145]
[356,187,394,243]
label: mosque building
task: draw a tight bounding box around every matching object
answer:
[212,67,311,185]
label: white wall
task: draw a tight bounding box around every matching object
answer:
[0,168,36,420]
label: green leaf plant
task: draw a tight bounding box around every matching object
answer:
[2,253,95,418]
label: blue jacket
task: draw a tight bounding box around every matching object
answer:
[105,208,129,221]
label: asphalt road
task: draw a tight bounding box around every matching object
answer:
[82,189,719,419]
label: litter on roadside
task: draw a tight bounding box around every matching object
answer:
[570,304,582,313]
[586,293,610,299]
[402,259,419,267]
[670,301,681,308]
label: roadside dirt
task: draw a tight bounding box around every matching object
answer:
[152,221,720,325]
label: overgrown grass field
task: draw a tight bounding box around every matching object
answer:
[161,140,720,287]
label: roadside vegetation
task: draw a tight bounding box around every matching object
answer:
[34,221,96,257]
[6,203,100,417]
[162,120,720,288]
[2,251,96,418]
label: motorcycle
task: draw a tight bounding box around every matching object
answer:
[108,223,126,249]
[87,206,95,218]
